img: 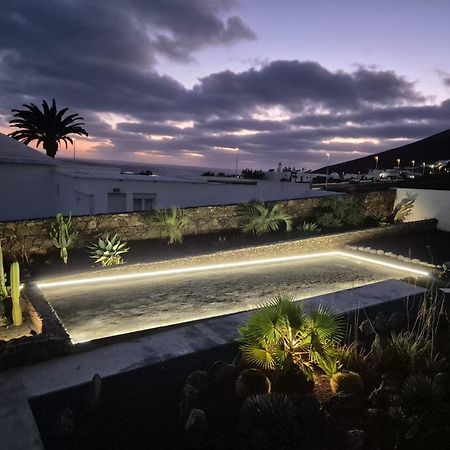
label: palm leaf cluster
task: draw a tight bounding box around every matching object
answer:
[148,207,190,244]
[236,201,293,235]
[88,234,129,266]
[9,99,88,158]
[238,294,343,379]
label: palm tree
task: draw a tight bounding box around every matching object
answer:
[8,99,88,158]
[238,294,342,379]
[236,201,293,235]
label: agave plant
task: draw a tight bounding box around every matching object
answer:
[392,197,415,223]
[238,294,342,379]
[147,207,189,244]
[299,221,321,233]
[236,201,293,235]
[88,234,129,266]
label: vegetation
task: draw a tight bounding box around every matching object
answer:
[241,168,265,180]
[392,196,415,223]
[0,240,8,300]
[299,221,321,233]
[239,393,300,450]
[147,207,190,244]
[238,294,342,379]
[330,371,364,394]
[88,234,129,266]
[10,262,22,326]
[9,99,88,158]
[235,368,271,398]
[236,201,293,235]
[313,195,367,229]
[50,213,78,264]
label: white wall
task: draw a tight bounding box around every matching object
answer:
[395,188,450,231]
[0,163,59,220]
[55,173,325,215]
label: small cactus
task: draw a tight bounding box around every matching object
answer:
[10,261,22,326]
[236,368,272,398]
[0,240,8,299]
[330,371,364,394]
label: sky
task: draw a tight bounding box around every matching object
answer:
[1,0,450,170]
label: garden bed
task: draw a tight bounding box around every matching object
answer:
[0,284,70,370]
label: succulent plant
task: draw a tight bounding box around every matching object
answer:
[330,371,364,394]
[0,240,8,299]
[147,207,189,244]
[10,261,22,326]
[239,393,299,450]
[88,233,129,266]
[236,368,272,398]
[299,221,321,233]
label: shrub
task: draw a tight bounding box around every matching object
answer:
[239,393,300,450]
[236,201,293,235]
[330,371,364,394]
[147,207,189,244]
[236,368,271,398]
[238,294,343,380]
[313,195,367,229]
[88,233,129,266]
[392,196,415,223]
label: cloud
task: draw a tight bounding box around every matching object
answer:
[0,0,448,169]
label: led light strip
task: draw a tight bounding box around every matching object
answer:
[36,250,429,290]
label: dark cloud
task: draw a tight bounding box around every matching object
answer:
[0,0,448,169]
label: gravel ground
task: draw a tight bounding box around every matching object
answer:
[41,255,409,342]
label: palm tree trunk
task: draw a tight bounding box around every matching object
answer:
[43,140,58,158]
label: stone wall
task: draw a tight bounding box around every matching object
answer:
[0,190,396,259]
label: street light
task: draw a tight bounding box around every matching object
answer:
[396,158,400,169]
[411,160,415,174]
[325,153,330,189]
[234,147,240,177]
[374,156,379,170]
[422,162,426,176]
[73,137,76,171]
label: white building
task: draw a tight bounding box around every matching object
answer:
[0,134,332,221]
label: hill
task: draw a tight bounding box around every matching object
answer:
[314,129,450,173]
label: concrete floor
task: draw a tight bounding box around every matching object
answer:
[40,254,411,343]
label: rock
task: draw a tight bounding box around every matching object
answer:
[388,311,406,331]
[376,250,384,255]
[397,255,405,261]
[385,252,393,257]
[374,312,389,334]
[364,247,371,252]
[347,429,365,450]
[184,409,207,449]
[411,258,421,264]
[186,371,208,393]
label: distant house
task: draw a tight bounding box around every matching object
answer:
[0,134,330,221]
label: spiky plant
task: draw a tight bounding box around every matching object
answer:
[299,221,321,233]
[330,371,364,394]
[239,393,299,450]
[9,99,88,158]
[392,197,415,223]
[236,201,293,235]
[0,240,8,299]
[236,368,272,398]
[147,207,189,244]
[314,195,367,229]
[88,234,129,266]
[238,294,342,380]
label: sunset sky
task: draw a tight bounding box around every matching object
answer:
[1,0,450,170]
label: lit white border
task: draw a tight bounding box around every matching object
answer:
[35,250,429,290]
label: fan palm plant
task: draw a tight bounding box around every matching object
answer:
[9,99,88,158]
[148,207,190,244]
[238,294,342,379]
[236,201,293,235]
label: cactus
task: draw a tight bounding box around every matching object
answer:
[236,368,272,398]
[330,371,364,394]
[10,261,22,326]
[0,240,8,299]
[50,213,78,264]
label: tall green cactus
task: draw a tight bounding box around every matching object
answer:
[0,240,8,299]
[10,261,22,326]
[50,213,78,264]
